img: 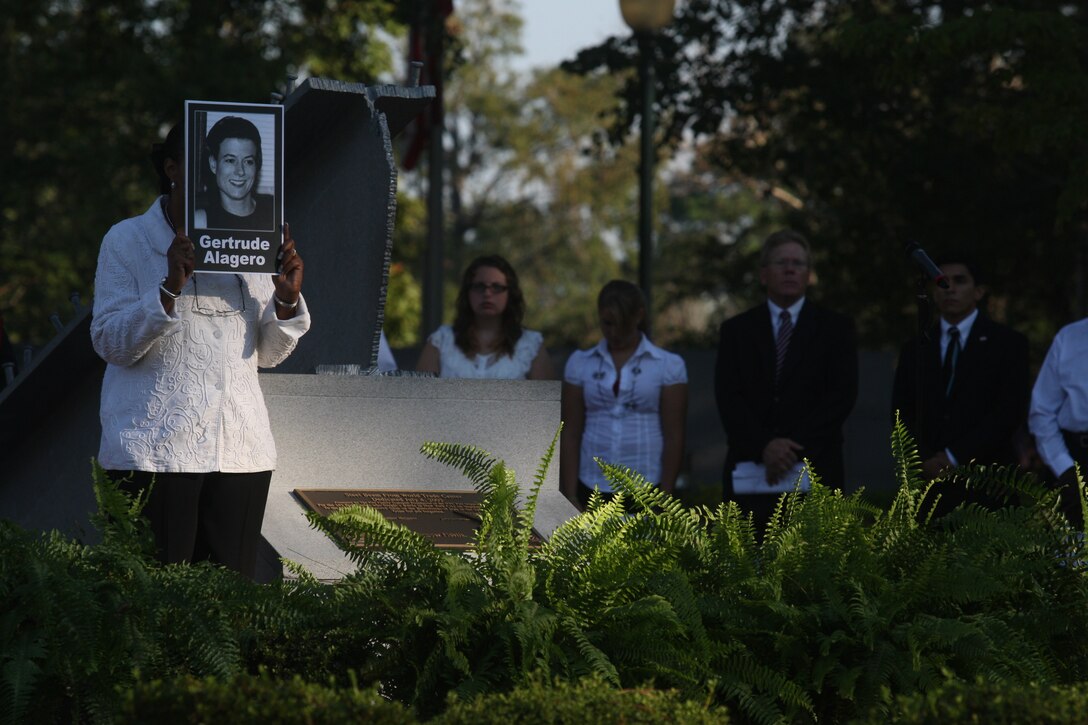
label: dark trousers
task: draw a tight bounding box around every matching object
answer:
[108,469,272,580]
[724,493,780,535]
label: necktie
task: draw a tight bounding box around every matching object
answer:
[776,310,793,381]
[943,326,961,397]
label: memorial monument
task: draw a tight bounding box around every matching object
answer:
[0,77,576,582]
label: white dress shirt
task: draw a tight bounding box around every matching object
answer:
[1029,317,1088,477]
[564,334,687,491]
[768,297,805,337]
[939,308,978,358]
[92,199,310,473]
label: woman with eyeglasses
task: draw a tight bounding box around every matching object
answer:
[90,121,309,580]
[560,280,688,511]
[416,254,554,379]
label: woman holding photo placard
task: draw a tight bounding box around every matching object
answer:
[90,121,309,580]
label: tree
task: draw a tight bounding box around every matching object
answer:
[653,145,789,347]
[565,1,1088,350]
[1,0,401,346]
[395,0,644,349]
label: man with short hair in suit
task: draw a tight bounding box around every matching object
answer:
[891,256,1029,484]
[714,230,859,530]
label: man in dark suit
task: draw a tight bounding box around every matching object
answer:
[891,257,1029,483]
[714,230,858,529]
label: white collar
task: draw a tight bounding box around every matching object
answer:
[941,308,979,340]
[768,297,805,321]
[591,333,661,362]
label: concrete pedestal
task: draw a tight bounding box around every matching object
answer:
[259,374,574,580]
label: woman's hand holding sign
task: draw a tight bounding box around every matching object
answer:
[161,228,195,314]
[274,222,304,320]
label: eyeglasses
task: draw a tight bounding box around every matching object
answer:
[469,282,509,295]
[192,274,246,317]
[767,259,809,269]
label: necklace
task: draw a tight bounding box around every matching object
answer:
[160,196,177,233]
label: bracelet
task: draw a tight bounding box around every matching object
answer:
[159,278,181,300]
[274,294,299,310]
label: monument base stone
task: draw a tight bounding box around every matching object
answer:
[259,374,572,580]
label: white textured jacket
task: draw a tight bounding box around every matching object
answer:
[91,199,310,473]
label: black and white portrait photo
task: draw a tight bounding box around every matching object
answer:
[186,100,283,274]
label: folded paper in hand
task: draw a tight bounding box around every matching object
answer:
[732,461,812,495]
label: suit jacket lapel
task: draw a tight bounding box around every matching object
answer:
[925,323,943,377]
[778,301,816,383]
[756,303,776,382]
[952,316,990,391]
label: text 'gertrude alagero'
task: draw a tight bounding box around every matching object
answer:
[199,233,272,269]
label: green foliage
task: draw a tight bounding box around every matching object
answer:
[653,153,788,347]
[295,426,622,717]
[0,462,162,723]
[394,0,645,346]
[2,0,401,346]
[0,462,314,722]
[433,674,729,724]
[121,671,413,724]
[535,420,1088,723]
[384,259,424,347]
[890,679,1088,724]
[566,1,1088,348]
[6,426,1088,722]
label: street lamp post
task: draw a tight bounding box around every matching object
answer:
[620,0,675,333]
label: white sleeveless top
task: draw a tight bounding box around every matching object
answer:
[428,324,543,379]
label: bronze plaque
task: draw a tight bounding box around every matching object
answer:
[293,488,543,550]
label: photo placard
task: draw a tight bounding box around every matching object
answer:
[185,100,284,275]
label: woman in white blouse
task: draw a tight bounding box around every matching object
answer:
[560,281,688,510]
[416,254,554,379]
[91,123,310,579]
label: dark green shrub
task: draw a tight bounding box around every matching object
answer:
[6,425,1088,724]
[0,464,164,723]
[301,422,1088,723]
[432,676,728,724]
[535,421,1088,723]
[889,680,1088,724]
[0,464,325,722]
[120,673,414,724]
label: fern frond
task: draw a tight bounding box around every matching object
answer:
[474,462,520,565]
[279,558,319,585]
[890,413,925,491]
[419,441,499,493]
[89,459,156,559]
[714,650,814,723]
[559,616,620,686]
[517,425,561,553]
[307,505,444,580]
[1076,464,1088,537]
[1,633,45,724]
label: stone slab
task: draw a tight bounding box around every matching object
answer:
[259,374,571,580]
